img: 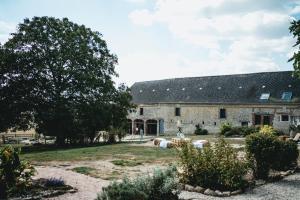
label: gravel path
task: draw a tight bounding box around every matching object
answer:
[35,166,300,200]
[179,173,300,200]
[34,166,110,200]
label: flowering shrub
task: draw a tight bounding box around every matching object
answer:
[178,139,249,191]
[0,145,35,198]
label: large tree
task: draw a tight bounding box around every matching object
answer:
[289,20,300,78]
[0,17,132,144]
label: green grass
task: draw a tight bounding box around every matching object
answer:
[111,159,143,167]
[20,143,177,163]
[72,166,96,175]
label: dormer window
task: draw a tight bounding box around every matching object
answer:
[281,92,292,101]
[260,93,270,100]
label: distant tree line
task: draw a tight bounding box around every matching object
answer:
[0,16,133,145]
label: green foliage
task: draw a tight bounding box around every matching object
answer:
[221,123,259,137]
[194,124,208,135]
[0,17,133,144]
[111,159,142,167]
[246,133,299,180]
[220,122,232,135]
[72,166,96,176]
[97,166,178,200]
[289,20,300,78]
[178,139,249,191]
[0,146,35,198]
[273,140,299,171]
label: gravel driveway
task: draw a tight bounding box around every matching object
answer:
[180,173,300,200]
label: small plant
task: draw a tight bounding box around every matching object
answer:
[97,166,179,200]
[72,166,96,176]
[220,122,232,135]
[178,138,249,191]
[0,145,35,198]
[111,159,143,167]
[194,124,208,135]
[44,177,65,187]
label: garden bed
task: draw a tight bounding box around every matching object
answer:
[8,178,77,200]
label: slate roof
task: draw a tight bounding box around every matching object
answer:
[130,71,300,105]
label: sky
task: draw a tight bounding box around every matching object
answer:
[0,0,300,86]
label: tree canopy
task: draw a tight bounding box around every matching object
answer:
[0,16,132,144]
[289,20,300,78]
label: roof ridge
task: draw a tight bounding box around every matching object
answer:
[133,70,293,85]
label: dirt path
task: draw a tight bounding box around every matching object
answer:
[34,166,110,200]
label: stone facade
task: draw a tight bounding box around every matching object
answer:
[127,103,300,135]
[128,71,300,135]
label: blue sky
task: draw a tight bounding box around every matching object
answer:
[0,0,299,86]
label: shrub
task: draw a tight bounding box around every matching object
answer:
[0,146,35,198]
[240,126,259,137]
[245,133,277,179]
[272,140,299,171]
[44,178,65,187]
[194,124,208,135]
[224,127,240,137]
[178,138,249,191]
[246,132,299,180]
[220,122,232,135]
[97,166,179,200]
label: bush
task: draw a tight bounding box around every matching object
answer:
[0,146,35,198]
[178,139,249,191]
[224,127,240,137]
[97,166,178,200]
[246,133,299,180]
[220,122,232,135]
[272,140,299,171]
[194,124,208,135]
[245,133,277,179]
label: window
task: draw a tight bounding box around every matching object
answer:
[219,108,226,119]
[139,108,143,115]
[241,121,248,127]
[281,115,289,122]
[281,92,292,101]
[175,107,181,116]
[260,93,270,100]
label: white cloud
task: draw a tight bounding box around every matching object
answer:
[123,0,299,84]
[0,20,16,44]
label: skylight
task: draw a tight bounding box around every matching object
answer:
[166,88,170,91]
[182,88,185,91]
[260,93,270,100]
[152,89,156,92]
[282,92,292,101]
[139,90,143,93]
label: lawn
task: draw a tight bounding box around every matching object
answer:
[20,142,177,163]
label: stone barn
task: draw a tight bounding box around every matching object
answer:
[127,71,300,135]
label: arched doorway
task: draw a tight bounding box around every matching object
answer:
[134,119,144,134]
[127,119,132,134]
[146,119,157,135]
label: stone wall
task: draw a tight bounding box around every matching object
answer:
[128,103,300,135]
